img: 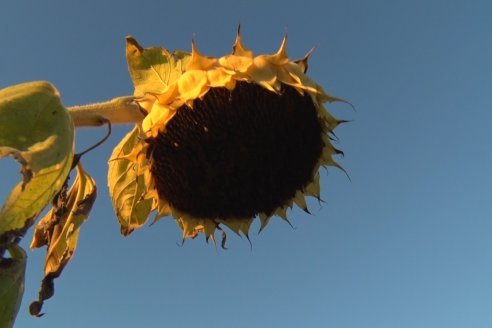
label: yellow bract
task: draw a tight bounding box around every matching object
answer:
[137,32,339,139]
[115,30,343,244]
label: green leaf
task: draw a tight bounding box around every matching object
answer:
[126,36,191,97]
[0,245,26,328]
[0,81,74,239]
[108,126,153,235]
[29,163,96,316]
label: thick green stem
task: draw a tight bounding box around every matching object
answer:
[68,96,144,127]
[0,245,26,328]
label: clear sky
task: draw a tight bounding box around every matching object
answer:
[1,0,492,327]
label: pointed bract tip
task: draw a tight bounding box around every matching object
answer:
[176,238,185,247]
[278,34,288,55]
[295,46,316,73]
[186,37,217,70]
[232,25,253,57]
[269,34,289,64]
[245,233,253,250]
[281,216,296,230]
[191,38,198,54]
[219,228,228,249]
[303,207,312,215]
[206,235,219,250]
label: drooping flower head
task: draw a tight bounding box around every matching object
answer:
[108,28,346,245]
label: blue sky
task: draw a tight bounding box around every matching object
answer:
[1,0,492,327]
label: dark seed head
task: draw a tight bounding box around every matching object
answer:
[148,81,323,219]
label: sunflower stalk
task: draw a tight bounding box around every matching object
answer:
[1,29,346,326]
[68,96,143,127]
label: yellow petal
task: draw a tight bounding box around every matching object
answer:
[178,70,209,101]
[142,103,176,133]
[150,199,171,225]
[304,174,321,198]
[176,215,201,239]
[218,54,253,73]
[201,219,218,239]
[318,107,339,131]
[320,145,338,166]
[143,168,155,190]
[276,66,302,90]
[283,62,320,93]
[275,206,289,220]
[247,56,278,92]
[258,212,271,233]
[155,83,179,105]
[207,68,235,89]
[219,217,254,237]
[293,191,308,212]
[274,205,295,228]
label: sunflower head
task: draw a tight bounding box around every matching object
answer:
[108,28,345,245]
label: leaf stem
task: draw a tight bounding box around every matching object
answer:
[68,96,144,127]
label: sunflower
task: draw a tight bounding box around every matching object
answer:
[108,28,345,245]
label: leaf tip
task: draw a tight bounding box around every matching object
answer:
[126,36,143,52]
